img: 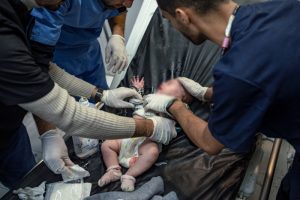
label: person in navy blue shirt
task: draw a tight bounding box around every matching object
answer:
[144,0,300,199]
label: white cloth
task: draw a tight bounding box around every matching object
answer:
[61,165,90,182]
[13,181,46,200]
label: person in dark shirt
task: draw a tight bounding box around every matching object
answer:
[0,0,176,188]
[144,0,300,199]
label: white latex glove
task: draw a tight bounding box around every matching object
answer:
[143,94,176,116]
[148,116,177,145]
[102,87,142,109]
[177,77,208,102]
[41,130,90,182]
[105,35,128,73]
[40,130,89,181]
[40,130,74,174]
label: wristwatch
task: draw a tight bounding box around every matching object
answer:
[94,88,104,103]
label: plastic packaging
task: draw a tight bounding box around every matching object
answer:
[72,97,99,159]
[44,179,91,200]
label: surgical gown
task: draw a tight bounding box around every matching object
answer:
[30,0,120,89]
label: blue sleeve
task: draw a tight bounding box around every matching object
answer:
[107,9,120,19]
[30,0,70,46]
[208,70,270,153]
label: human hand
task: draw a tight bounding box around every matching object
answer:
[40,130,90,181]
[148,116,177,145]
[143,94,176,116]
[40,130,74,175]
[177,77,208,102]
[105,35,128,73]
[102,87,142,108]
[130,76,144,90]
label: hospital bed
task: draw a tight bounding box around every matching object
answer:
[2,0,286,199]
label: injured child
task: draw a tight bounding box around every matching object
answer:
[98,76,193,192]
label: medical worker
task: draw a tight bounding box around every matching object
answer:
[29,0,133,91]
[0,0,176,189]
[144,0,300,199]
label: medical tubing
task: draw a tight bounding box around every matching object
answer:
[19,83,136,139]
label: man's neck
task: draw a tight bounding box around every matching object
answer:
[194,1,238,46]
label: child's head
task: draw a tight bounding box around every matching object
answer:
[156,79,193,104]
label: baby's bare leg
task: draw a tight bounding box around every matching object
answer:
[98,140,122,187]
[101,140,121,167]
[126,139,159,177]
[121,139,160,191]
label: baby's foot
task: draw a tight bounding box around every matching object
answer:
[121,174,136,192]
[98,165,122,187]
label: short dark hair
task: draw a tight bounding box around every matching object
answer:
[157,0,229,15]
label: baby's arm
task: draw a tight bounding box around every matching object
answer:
[130,76,144,95]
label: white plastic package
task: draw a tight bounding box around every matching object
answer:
[44,180,91,200]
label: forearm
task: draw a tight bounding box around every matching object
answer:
[168,100,223,154]
[108,12,126,36]
[133,119,153,138]
[33,115,56,135]
[48,62,96,99]
[19,84,138,139]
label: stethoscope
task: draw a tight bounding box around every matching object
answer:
[221,5,240,55]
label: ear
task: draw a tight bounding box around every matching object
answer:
[175,8,190,25]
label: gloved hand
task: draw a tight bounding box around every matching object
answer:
[148,116,177,145]
[40,129,74,175]
[105,35,128,73]
[143,94,176,116]
[41,130,90,181]
[177,77,208,102]
[102,87,142,109]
